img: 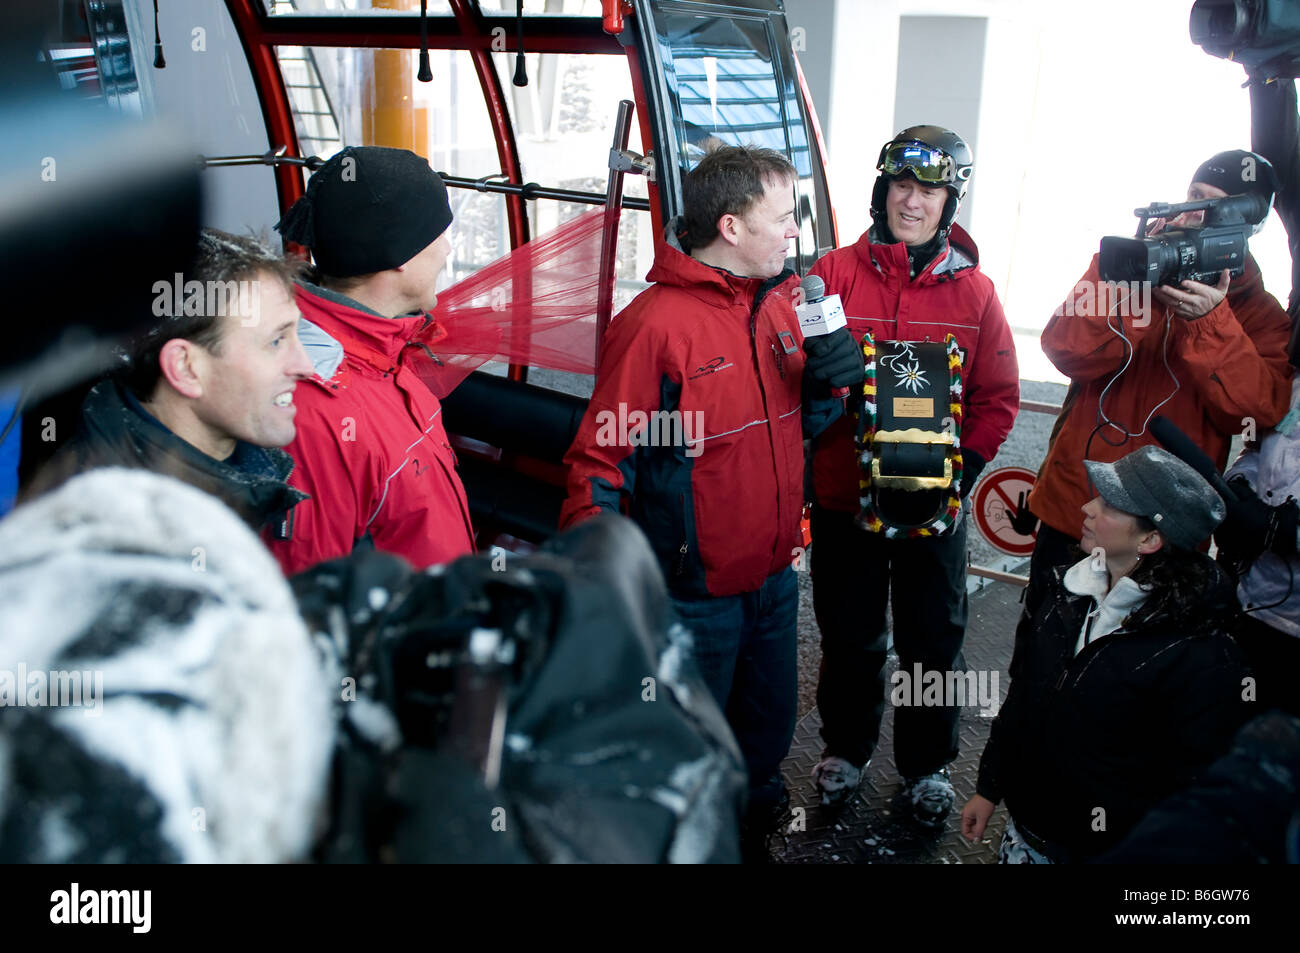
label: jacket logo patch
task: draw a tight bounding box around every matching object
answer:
[411,458,430,476]
[689,356,735,380]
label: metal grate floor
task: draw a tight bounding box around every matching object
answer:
[771,578,1024,863]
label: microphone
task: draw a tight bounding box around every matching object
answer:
[797,275,846,336]
[797,275,851,398]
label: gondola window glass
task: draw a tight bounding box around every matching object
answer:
[264,1,454,16]
[487,51,651,312]
[276,46,509,285]
[655,13,810,179]
[475,0,606,15]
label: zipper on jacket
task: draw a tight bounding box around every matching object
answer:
[275,506,295,542]
[770,341,786,380]
[748,276,794,568]
[1050,585,1103,692]
[1050,606,1156,693]
[749,300,779,564]
[674,491,689,577]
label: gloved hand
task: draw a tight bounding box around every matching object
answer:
[1268,497,1299,558]
[1215,476,1298,565]
[959,449,986,500]
[1009,490,1040,536]
[802,327,864,396]
[1215,476,1272,565]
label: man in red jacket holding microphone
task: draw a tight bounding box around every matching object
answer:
[561,144,860,860]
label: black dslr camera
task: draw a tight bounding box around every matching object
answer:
[1098,192,1271,286]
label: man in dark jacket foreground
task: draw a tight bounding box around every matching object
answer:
[25,229,313,534]
[961,446,1251,862]
[1098,711,1300,864]
[0,470,745,863]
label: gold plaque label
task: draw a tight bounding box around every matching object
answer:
[893,397,934,418]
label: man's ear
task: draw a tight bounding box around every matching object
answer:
[156,338,205,400]
[715,212,742,248]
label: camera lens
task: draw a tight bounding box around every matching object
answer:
[1189,0,1254,50]
[1099,237,1151,284]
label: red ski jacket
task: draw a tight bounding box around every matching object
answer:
[265,283,476,576]
[561,240,832,598]
[1030,253,1292,541]
[808,225,1020,512]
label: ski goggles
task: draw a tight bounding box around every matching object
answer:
[877,140,959,187]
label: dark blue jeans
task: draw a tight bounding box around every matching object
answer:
[670,568,798,814]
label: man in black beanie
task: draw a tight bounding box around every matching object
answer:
[267,146,476,575]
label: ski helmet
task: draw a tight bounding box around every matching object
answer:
[871,125,973,234]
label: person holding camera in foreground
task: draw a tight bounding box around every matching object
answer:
[1020,151,1294,626]
[961,446,1250,863]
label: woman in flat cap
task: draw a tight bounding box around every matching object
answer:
[961,446,1251,863]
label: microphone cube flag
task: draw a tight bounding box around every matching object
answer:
[796,293,847,337]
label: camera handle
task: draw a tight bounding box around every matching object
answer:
[1133,199,1218,238]
[1133,193,1269,237]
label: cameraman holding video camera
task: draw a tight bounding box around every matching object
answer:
[1021,151,1294,626]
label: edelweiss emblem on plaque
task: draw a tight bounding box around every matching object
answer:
[894,360,928,395]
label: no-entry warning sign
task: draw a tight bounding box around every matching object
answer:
[971,466,1038,557]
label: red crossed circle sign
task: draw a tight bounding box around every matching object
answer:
[971,466,1038,556]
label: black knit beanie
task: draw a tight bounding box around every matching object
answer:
[275,146,453,278]
[1191,149,1278,204]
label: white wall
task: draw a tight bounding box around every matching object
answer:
[994,0,1291,336]
[787,0,1293,381]
[129,0,283,238]
[894,15,987,233]
[785,0,902,244]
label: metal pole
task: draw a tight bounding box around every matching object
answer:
[967,564,1029,587]
[596,100,634,374]
[1018,399,1063,416]
[438,173,650,211]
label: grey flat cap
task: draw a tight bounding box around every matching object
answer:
[1085,446,1227,550]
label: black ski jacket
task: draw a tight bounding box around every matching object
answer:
[976,555,1251,860]
[26,378,304,535]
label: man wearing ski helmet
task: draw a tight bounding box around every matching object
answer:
[805,126,1019,827]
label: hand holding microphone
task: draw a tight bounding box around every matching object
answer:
[798,275,863,398]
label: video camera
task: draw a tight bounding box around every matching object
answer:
[1191,0,1300,78]
[1098,192,1271,286]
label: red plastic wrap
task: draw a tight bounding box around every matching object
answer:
[410,206,617,398]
